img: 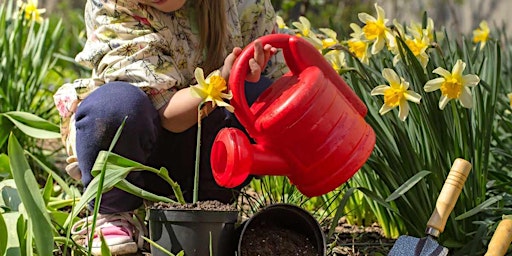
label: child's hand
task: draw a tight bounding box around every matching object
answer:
[221,39,277,83]
[247,39,277,82]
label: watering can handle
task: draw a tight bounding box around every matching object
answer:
[229,34,368,127]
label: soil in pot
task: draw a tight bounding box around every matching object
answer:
[239,218,320,256]
[152,200,236,211]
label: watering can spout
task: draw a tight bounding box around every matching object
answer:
[211,128,290,188]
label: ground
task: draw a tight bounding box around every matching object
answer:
[327,217,395,255]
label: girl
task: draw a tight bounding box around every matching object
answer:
[54,0,287,254]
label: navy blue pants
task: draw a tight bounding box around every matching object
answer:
[75,79,271,213]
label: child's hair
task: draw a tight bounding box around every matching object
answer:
[196,0,227,74]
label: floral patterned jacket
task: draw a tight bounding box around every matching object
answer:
[53,0,288,166]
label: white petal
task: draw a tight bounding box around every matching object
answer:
[379,104,394,115]
[299,16,311,29]
[375,4,386,22]
[458,88,473,108]
[439,95,450,110]
[382,69,400,86]
[432,67,451,78]
[405,91,422,104]
[372,37,385,54]
[452,59,466,76]
[398,100,410,121]
[371,85,390,95]
[462,74,480,87]
[194,68,206,86]
[358,13,376,23]
[424,78,444,92]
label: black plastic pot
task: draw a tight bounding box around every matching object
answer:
[148,208,239,256]
[237,203,326,255]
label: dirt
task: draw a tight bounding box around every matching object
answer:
[151,200,237,211]
[240,220,320,256]
[326,217,396,255]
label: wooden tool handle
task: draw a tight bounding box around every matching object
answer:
[426,158,472,236]
[484,219,512,256]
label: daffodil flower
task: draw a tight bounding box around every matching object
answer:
[324,50,346,73]
[358,3,391,54]
[276,15,288,30]
[347,23,370,64]
[508,93,512,107]
[371,69,421,121]
[292,16,323,49]
[472,20,490,50]
[190,68,234,112]
[424,59,480,110]
[408,18,435,44]
[319,28,339,49]
[17,0,46,23]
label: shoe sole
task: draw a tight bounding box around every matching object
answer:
[91,241,138,256]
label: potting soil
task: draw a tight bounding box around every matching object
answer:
[240,221,320,256]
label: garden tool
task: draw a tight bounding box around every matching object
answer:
[210,34,376,197]
[388,158,472,256]
[484,218,512,256]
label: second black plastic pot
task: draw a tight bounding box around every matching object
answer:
[237,203,326,255]
[147,208,239,256]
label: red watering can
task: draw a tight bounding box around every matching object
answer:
[211,34,376,197]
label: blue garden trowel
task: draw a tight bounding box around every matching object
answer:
[388,158,472,256]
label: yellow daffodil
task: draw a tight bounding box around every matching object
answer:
[324,50,346,73]
[473,20,490,50]
[403,36,430,68]
[319,28,339,49]
[508,93,512,107]
[293,16,313,37]
[190,68,234,112]
[17,0,46,23]
[292,16,323,49]
[409,18,435,44]
[424,59,480,110]
[358,3,391,54]
[347,23,370,64]
[371,68,421,121]
[276,15,288,30]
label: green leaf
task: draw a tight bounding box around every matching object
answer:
[142,236,179,256]
[327,188,355,238]
[2,112,60,139]
[455,196,502,220]
[0,213,7,256]
[0,154,11,179]
[7,134,54,256]
[386,171,431,202]
[0,117,14,149]
[42,174,53,206]
[99,231,112,256]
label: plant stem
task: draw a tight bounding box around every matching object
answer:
[193,102,205,203]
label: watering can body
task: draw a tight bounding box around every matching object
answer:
[211,34,375,197]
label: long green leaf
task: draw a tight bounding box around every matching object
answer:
[455,195,502,220]
[0,213,7,256]
[7,134,53,256]
[386,171,431,202]
[327,187,356,238]
[3,112,59,132]
[2,114,60,139]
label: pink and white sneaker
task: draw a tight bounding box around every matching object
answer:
[71,212,147,255]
